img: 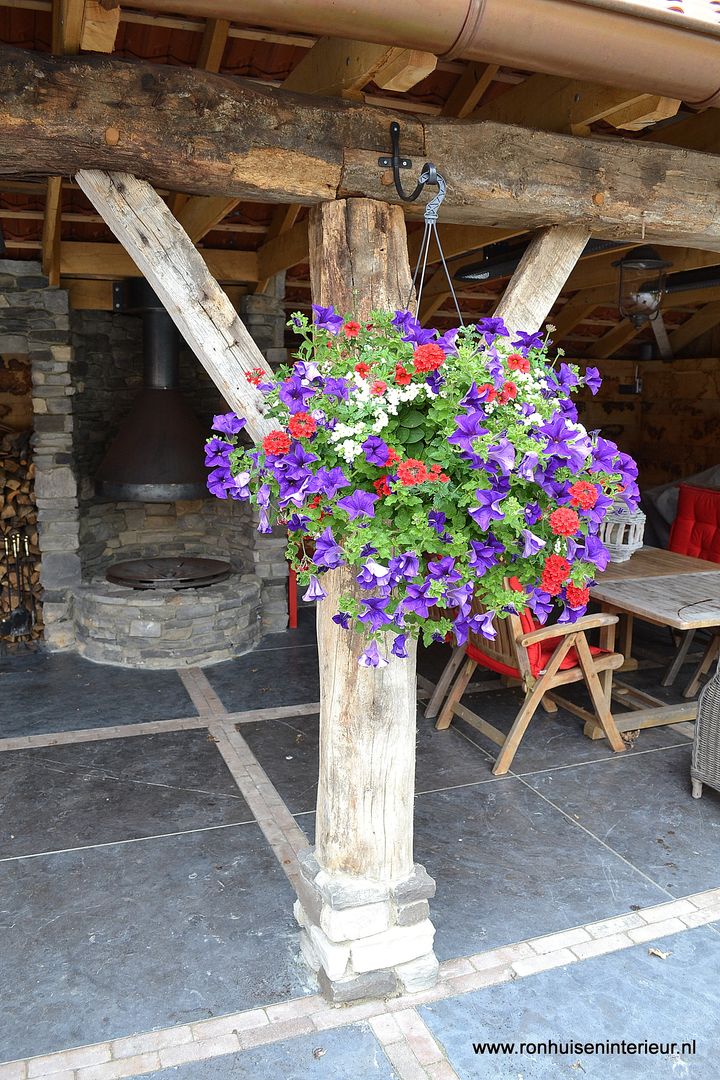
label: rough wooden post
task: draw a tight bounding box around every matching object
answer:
[292,199,438,1003]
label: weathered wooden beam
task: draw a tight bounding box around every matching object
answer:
[75,170,274,441]
[669,301,720,353]
[473,74,680,136]
[283,36,435,98]
[256,220,309,282]
[3,45,720,250]
[494,225,591,333]
[58,240,258,281]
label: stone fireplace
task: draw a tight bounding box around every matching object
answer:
[0,260,289,667]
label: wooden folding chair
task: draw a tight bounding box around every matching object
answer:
[435,595,626,775]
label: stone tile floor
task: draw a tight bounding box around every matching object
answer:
[0,611,719,1078]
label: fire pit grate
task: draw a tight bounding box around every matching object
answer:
[106,556,232,590]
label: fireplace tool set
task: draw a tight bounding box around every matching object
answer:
[0,530,36,640]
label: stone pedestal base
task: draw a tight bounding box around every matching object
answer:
[294,849,439,1003]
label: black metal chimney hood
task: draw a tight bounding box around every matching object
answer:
[96,280,209,502]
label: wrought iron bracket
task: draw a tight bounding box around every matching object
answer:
[378,121,444,207]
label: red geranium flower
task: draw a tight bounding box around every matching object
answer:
[569,481,599,510]
[549,507,580,537]
[354,362,371,378]
[386,448,400,465]
[373,476,391,497]
[263,430,291,456]
[566,583,590,608]
[428,463,450,483]
[394,364,412,385]
[343,321,361,338]
[507,353,530,373]
[397,459,429,486]
[309,495,322,509]
[244,366,266,386]
[288,412,317,439]
[371,380,387,396]
[540,554,571,595]
[413,343,445,373]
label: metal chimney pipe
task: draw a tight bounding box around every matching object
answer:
[95,280,210,502]
[138,0,720,108]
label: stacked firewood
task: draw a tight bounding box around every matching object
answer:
[0,429,43,641]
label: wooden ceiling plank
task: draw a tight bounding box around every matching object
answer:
[256,220,309,283]
[668,301,720,352]
[372,49,437,93]
[441,62,499,119]
[283,37,400,98]
[196,17,230,72]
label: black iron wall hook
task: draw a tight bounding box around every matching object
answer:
[378,121,440,204]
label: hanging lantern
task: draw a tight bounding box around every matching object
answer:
[612,246,672,327]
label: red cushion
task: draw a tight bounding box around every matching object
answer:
[669,484,720,563]
[465,598,606,679]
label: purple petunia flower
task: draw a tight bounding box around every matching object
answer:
[520,529,546,557]
[229,470,251,500]
[312,304,343,334]
[426,556,461,584]
[580,534,611,572]
[589,436,619,474]
[313,526,345,569]
[425,370,446,395]
[476,317,509,345]
[307,466,349,500]
[468,535,504,574]
[468,487,507,530]
[512,329,544,352]
[212,413,246,436]
[362,435,390,467]
[286,513,310,532]
[358,596,393,632]
[402,581,438,618]
[323,376,351,402]
[518,451,539,481]
[206,466,232,499]
[332,611,351,630]
[470,610,498,640]
[204,437,233,468]
[359,641,389,668]
[485,437,516,474]
[584,366,602,395]
[448,411,489,454]
[391,633,409,659]
[302,575,327,602]
[400,316,436,346]
[356,559,392,589]
[524,502,543,526]
[388,551,419,581]
[525,587,554,624]
[336,489,378,520]
[278,375,316,414]
[428,510,446,535]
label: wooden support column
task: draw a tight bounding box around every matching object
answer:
[293,198,438,1003]
[494,224,591,333]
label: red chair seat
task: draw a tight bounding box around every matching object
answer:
[669,484,720,563]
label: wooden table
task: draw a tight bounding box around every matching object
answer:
[586,548,720,736]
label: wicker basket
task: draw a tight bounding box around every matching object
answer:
[599,503,646,563]
[691,660,720,799]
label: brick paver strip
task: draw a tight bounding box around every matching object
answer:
[5,885,720,1079]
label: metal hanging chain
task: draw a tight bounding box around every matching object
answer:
[378,121,463,325]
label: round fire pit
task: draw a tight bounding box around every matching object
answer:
[106,556,232,590]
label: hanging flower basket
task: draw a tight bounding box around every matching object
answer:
[206,309,640,666]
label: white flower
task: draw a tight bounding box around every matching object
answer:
[372,413,389,433]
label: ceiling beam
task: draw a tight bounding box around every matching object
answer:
[175,195,241,244]
[196,17,230,72]
[256,220,309,282]
[41,175,63,286]
[59,240,259,281]
[494,224,590,333]
[441,62,499,119]
[4,46,720,250]
[472,74,681,136]
[587,320,643,358]
[668,301,720,353]
[282,37,436,98]
[80,0,120,53]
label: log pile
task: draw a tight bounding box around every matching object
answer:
[0,429,43,642]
